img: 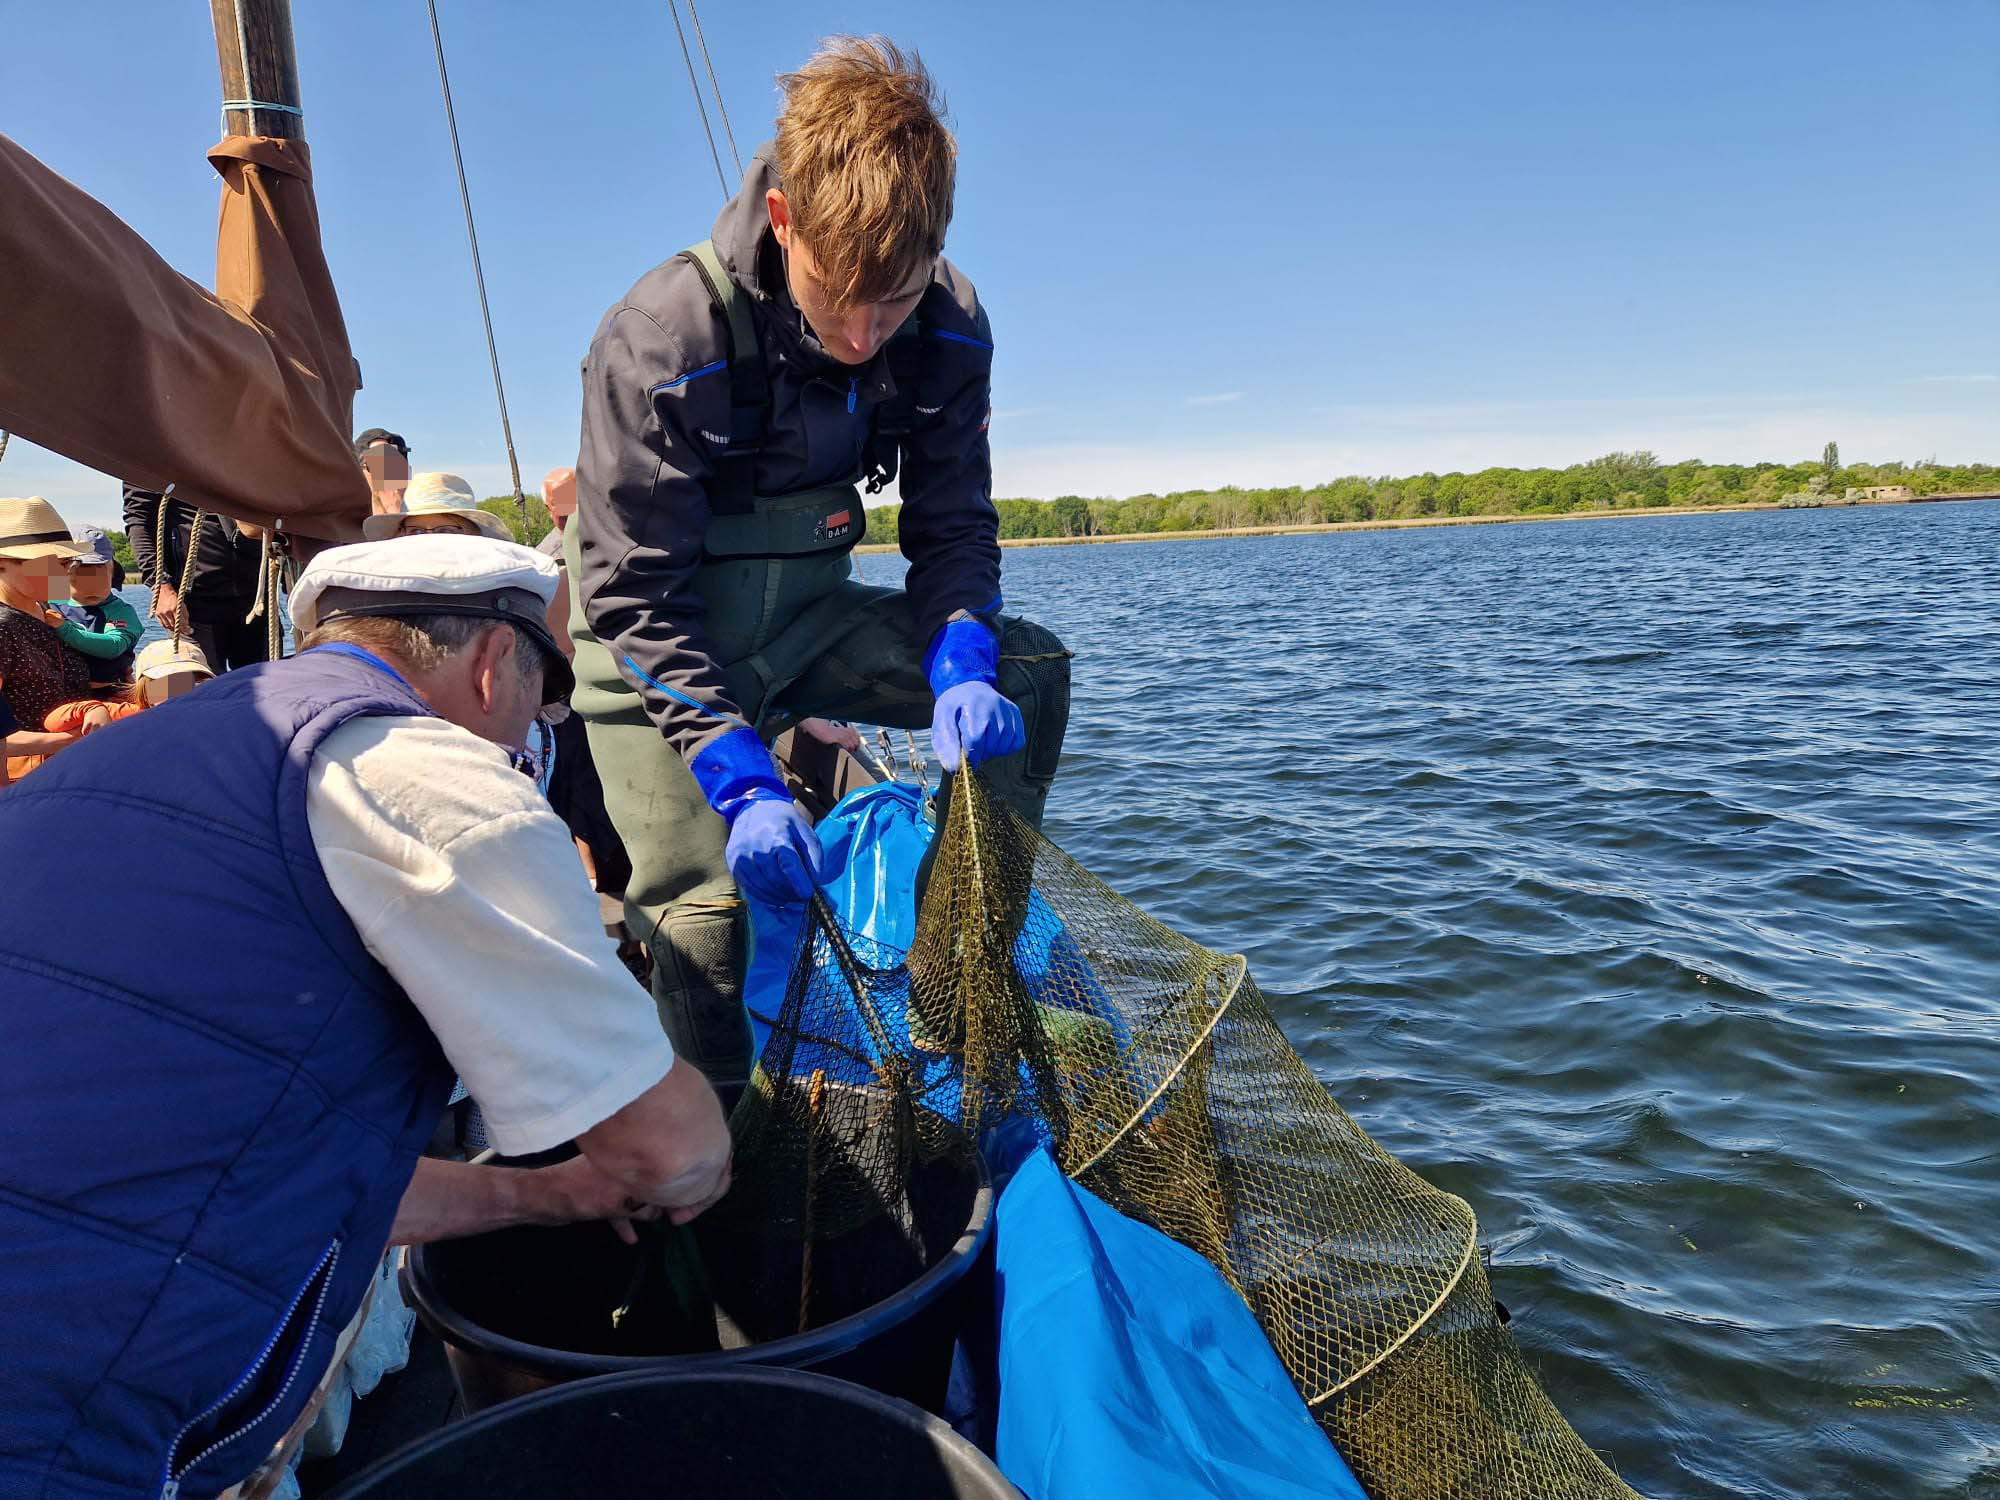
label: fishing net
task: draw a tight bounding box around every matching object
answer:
[728,770,1640,1500]
[703,914,986,1345]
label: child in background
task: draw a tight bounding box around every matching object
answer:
[48,528,142,687]
[42,638,213,738]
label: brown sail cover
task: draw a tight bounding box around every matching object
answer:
[0,133,367,544]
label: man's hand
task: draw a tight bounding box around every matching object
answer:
[725,795,825,908]
[931,681,1025,771]
[798,716,862,752]
[692,726,825,908]
[577,1058,736,1226]
[151,582,184,635]
[531,1155,666,1245]
[389,1155,665,1247]
[925,617,1024,771]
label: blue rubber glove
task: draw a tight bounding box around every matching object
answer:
[926,617,1025,772]
[690,727,825,907]
[724,795,825,907]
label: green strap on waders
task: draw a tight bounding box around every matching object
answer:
[677,237,927,504]
[680,239,767,514]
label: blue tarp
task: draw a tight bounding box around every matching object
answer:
[995,1149,1369,1500]
[742,781,931,1055]
[745,781,1370,1499]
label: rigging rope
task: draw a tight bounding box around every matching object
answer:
[244,532,285,662]
[150,486,203,650]
[0,430,10,465]
[424,0,532,541]
[685,0,742,178]
[665,0,730,199]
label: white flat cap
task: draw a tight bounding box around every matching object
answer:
[291,534,571,701]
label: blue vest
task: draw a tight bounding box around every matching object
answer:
[0,647,457,1500]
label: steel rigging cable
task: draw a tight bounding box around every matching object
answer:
[685,0,743,180]
[665,0,732,199]
[423,0,530,539]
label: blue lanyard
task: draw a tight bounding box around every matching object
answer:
[308,641,552,787]
[303,641,419,697]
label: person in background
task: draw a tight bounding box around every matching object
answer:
[43,638,215,737]
[570,37,1071,1080]
[533,464,643,972]
[124,481,269,672]
[356,427,413,517]
[0,496,89,777]
[47,526,142,687]
[0,533,733,1500]
[363,471,514,542]
[537,464,578,652]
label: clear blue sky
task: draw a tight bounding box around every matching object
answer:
[5,0,1995,531]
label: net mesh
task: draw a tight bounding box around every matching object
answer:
[728,771,1640,1499]
[698,914,985,1343]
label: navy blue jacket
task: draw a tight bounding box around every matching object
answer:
[0,647,455,1499]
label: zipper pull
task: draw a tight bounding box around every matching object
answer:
[162,1483,180,1500]
[846,377,859,416]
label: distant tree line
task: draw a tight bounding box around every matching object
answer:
[87,453,1997,565]
[863,453,1999,545]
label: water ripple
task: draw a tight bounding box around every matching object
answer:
[879,502,2000,1498]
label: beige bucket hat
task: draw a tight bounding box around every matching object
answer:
[0,496,84,561]
[361,472,515,543]
[134,637,216,684]
[133,637,216,706]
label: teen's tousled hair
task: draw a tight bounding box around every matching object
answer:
[775,37,955,309]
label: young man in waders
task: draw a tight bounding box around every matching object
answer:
[570,37,1071,1083]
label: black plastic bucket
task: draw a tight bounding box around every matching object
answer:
[404,1089,993,1415]
[323,1366,1018,1499]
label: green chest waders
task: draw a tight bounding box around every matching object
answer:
[567,240,1071,1083]
[565,237,905,1081]
[566,482,877,1083]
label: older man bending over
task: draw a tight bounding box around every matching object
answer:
[0,534,731,1500]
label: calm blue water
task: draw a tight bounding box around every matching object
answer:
[872,502,2000,1500]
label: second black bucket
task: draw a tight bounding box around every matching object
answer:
[404,1089,993,1415]
[323,1366,1018,1499]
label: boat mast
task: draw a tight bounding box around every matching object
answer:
[210,0,305,141]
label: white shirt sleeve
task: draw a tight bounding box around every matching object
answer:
[306,714,674,1155]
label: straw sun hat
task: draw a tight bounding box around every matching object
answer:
[0,497,85,561]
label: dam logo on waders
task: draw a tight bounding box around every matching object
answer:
[815,508,854,543]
